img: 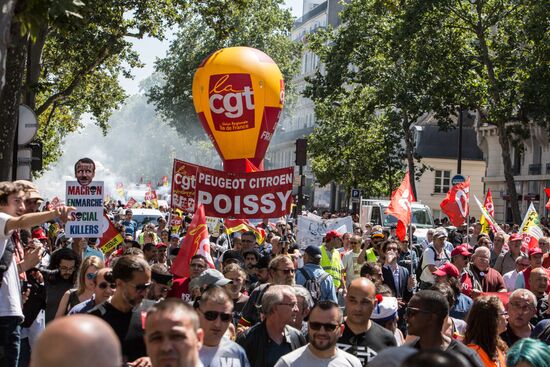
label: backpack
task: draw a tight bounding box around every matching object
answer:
[298,268,329,304]
[415,245,451,282]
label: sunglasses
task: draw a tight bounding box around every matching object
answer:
[405,306,433,317]
[309,322,340,332]
[98,282,116,290]
[86,273,97,280]
[128,282,151,292]
[200,309,232,322]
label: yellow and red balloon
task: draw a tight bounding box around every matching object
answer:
[192,47,284,172]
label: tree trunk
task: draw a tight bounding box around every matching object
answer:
[24,25,48,108]
[0,0,17,95]
[497,123,522,224]
[403,114,417,200]
[0,19,27,180]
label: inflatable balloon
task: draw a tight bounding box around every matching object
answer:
[192,47,284,172]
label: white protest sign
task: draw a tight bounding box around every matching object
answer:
[296,215,354,248]
[65,181,104,238]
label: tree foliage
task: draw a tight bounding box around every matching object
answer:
[147,0,302,138]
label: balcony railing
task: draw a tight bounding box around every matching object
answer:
[528,163,542,175]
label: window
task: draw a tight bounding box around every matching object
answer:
[434,170,451,193]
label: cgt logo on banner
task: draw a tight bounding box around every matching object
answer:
[170,159,294,219]
[209,74,255,132]
[98,213,123,254]
[171,160,198,212]
[65,181,104,237]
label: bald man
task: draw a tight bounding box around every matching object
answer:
[337,278,396,365]
[31,314,121,367]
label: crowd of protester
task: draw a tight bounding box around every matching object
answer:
[2,180,550,367]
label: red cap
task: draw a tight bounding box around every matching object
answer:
[433,263,460,278]
[32,228,48,240]
[451,245,472,258]
[325,230,342,242]
[155,242,168,249]
[510,233,523,242]
[528,247,543,257]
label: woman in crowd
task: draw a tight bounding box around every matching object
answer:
[223,263,249,325]
[55,255,104,318]
[464,296,508,367]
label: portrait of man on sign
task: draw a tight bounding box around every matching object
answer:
[75,157,96,186]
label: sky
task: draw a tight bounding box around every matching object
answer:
[118,0,303,95]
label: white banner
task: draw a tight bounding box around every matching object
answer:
[65,181,104,238]
[296,215,353,248]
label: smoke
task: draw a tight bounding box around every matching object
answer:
[35,93,220,202]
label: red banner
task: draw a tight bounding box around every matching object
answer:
[440,178,470,226]
[171,159,198,212]
[125,197,137,209]
[195,165,293,218]
[385,171,415,241]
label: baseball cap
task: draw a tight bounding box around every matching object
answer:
[509,233,523,242]
[189,269,232,289]
[371,230,384,239]
[222,250,244,265]
[32,228,48,240]
[155,242,168,249]
[451,245,472,258]
[528,247,543,257]
[325,230,342,241]
[370,296,398,322]
[304,245,322,260]
[433,263,460,278]
[433,227,448,239]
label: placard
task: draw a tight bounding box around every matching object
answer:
[65,181,104,237]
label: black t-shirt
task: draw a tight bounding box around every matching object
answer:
[337,321,397,365]
[408,338,484,367]
[89,301,153,363]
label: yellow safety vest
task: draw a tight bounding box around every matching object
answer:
[321,245,342,288]
[365,248,378,263]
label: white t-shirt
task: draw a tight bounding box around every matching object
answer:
[0,212,23,319]
[275,345,362,367]
[503,269,519,292]
[343,251,361,286]
[420,246,450,284]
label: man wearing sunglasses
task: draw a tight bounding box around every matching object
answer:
[275,301,361,367]
[69,267,115,314]
[89,255,154,366]
[196,286,250,367]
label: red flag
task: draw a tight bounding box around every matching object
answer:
[440,177,470,226]
[545,188,550,210]
[385,171,415,241]
[125,197,137,209]
[170,205,214,277]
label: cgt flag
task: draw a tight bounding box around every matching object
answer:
[480,188,496,234]
[170,204,215,277]
[385,171,415,241]
[519,202,543,250]
[440,177,470,226]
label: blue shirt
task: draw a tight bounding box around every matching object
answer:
[84,246,104,261]
[122,220,138,239]
[199,337,250,367]
[450,293,473,320]
[295,263,338,303]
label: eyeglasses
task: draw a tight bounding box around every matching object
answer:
[60,266,75,272]
[128,282,151,292]
[405,306,433,317]
[86,272,97,280]
[309,322,340,331]
[498,310,508,316]
[275,268,295,275]
[200,309,232,322]
[350,241,360,245]
[509,302,535,312]
[97,282,116,290]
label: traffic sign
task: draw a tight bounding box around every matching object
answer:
[451,174,466,186]
[351,188,361,203]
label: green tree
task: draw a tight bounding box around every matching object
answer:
[407,0,550,223]
[305,0,465,198]
[0,0,184,180]
[147,0,302,137]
